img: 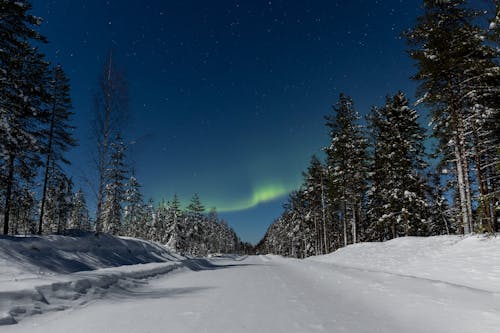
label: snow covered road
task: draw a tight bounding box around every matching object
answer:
[4,254,500,333]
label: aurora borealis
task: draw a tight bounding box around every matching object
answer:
[209,184,291,213]
[34,0,421,243]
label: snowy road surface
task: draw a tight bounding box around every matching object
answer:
[4,254,500,333]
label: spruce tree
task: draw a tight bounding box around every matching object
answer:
[0,0,50,234]
[366,92,429,240]
[69,189,90,231]
[324,94,368,246]
[93,54,128,234]
[42,168,73,234]
[302,155,329,255]
[38,65,76,234]
[101,135,127,235]
[166,194,186,251]
[405,0,499,233]
[123,175,144,237]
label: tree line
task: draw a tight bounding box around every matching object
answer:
[257,0,499,258]
[0,0,249,255]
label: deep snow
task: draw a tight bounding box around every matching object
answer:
[1,234,499,332]
[308,235,500,292]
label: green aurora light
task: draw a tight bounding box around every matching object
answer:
[206,183,294,213]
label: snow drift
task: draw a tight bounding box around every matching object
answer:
[308,234,500,293]
[0,232,215,325]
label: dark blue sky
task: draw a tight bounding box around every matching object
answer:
[33,0,421,244]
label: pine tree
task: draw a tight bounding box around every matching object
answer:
[186,193,206,255]
[427,172,455,235]
[143,198,155,240]
[366,92,429,240]
[324,94,368,246]
[0,0,51,234]
[155,198,170,243]
[101,135,127,235]
[405,0,499,233]
[166,194,186,251]
[38,65,76,235]
[93,53,128,234]
[42,168,73,234]
[69,189,90,231]
[123,175,144,237]
[302,155,329,255]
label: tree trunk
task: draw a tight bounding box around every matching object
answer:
[454,141,470,234]
[472,131,493,232]
[462,146,474,232]
[351,203,357,244]
[343,200,347,247]
[3,154,15,235]
[38,83,58,235]
[321,177,328,253]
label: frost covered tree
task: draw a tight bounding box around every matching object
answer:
[0,0,51,234]
[302,155,329,255]
[123,175,144,237]
[93,54,128,234]
[154,198,170,243]
[427,172,456,235]
[69,189,90,231]
[42,169,74,234]
[142,198,155,240]
[165,194,186,251]
[324,94,368,246]
[101,136,127,235]
[366,92,430,240]
[38,65,76,235]
[10,177,37,235]
[405,0,499,233]
[186,193,206,255]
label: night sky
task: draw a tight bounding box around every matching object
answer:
[33,0,422,244]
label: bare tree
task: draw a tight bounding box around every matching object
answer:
[92,52,128,233]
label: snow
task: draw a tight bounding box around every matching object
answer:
[0,232,186,324]
[1,234,500,332]
[308,234,500,293]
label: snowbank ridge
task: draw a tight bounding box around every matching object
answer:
[0,232,216,325]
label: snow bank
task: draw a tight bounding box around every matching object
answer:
[308,235,500,293]
[0,232,216,325]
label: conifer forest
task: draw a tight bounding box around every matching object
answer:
[0,1,499,332]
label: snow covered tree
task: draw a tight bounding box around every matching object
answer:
[427,172,455,235]
[69,189,90,231]
[93,53,128,234]
[10,177,37,235]
[42,169,74,234]
[186,193,206,255]
[405,0,499,233]
[0,0,51,234]
[101,135,127,235]
[123,175,145,237]
[324,94,368,246]
[38,65,76,235]
[302,155,329,255]
[142,198,155,240]
[154,198,170,243]
[366,92,430,240]
[165,194,186,251]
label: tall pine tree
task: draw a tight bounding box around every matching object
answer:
[324,94,368,246]
[38,65,76,234]
[366,92,429,240]
[101,135,127,235]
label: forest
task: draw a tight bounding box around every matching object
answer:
[0,0,249,256]
[0,1,498,258]
[257,0,499,257]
